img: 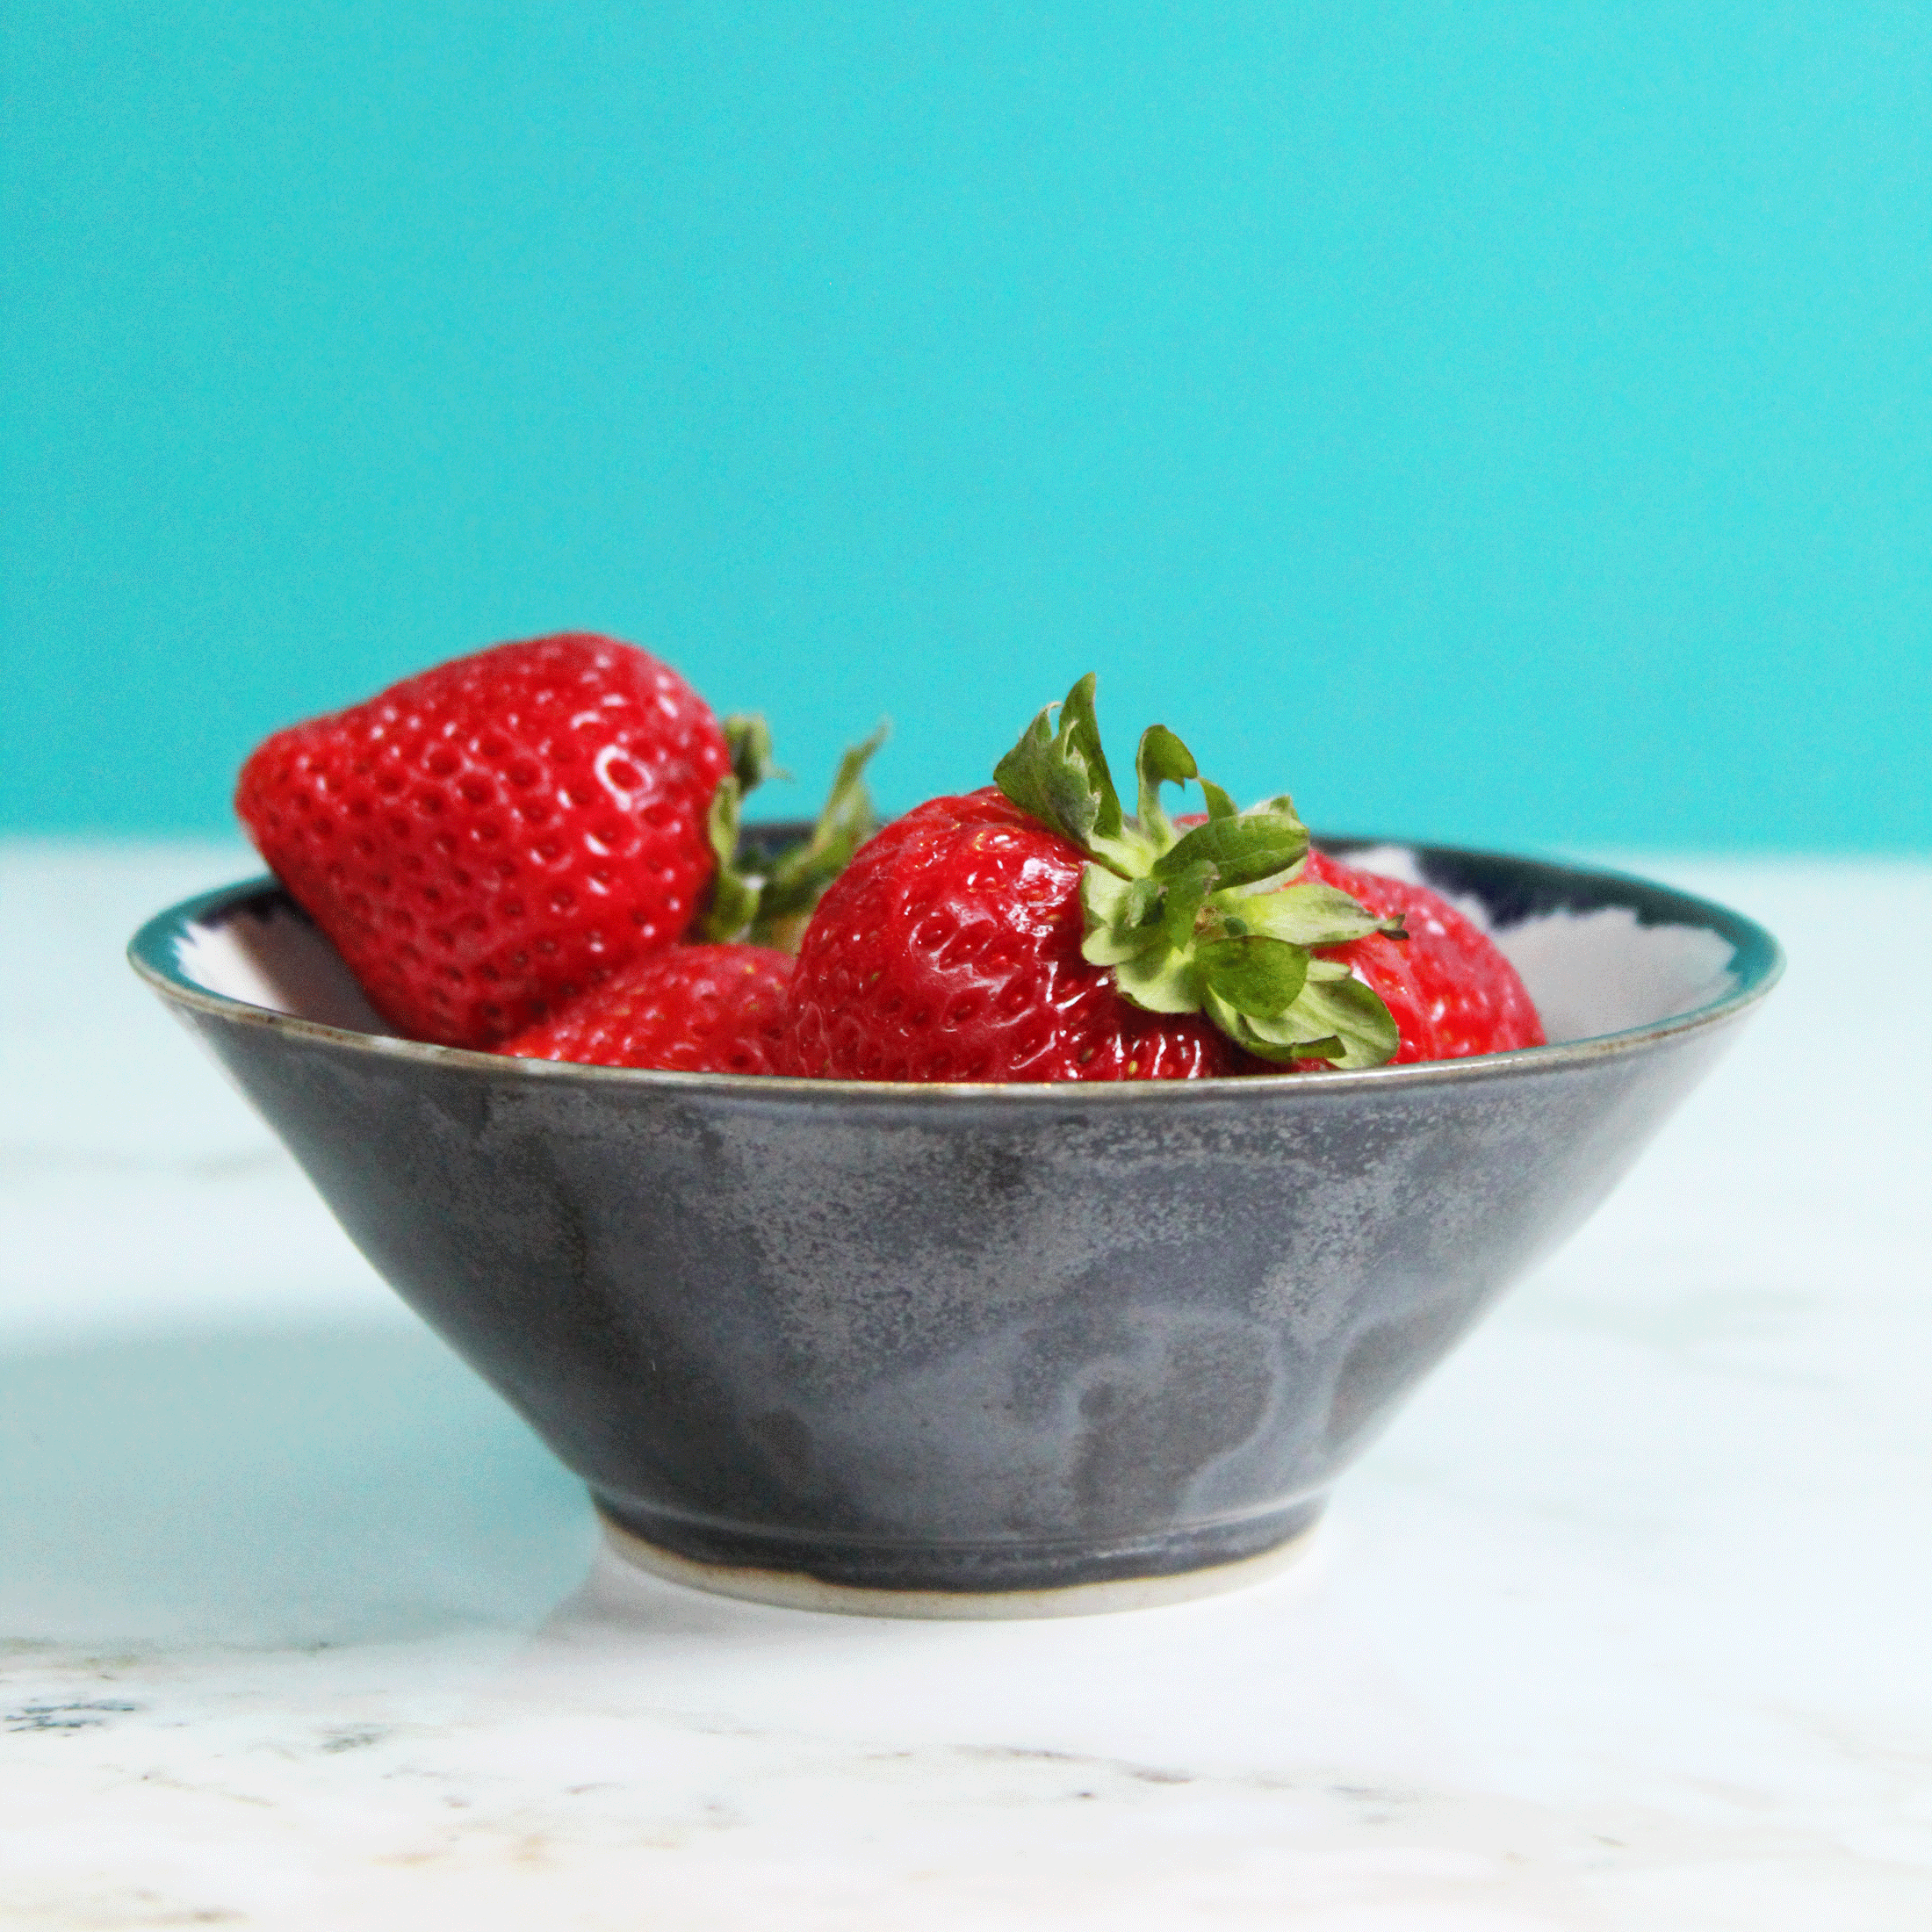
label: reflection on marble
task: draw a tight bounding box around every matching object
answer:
[2,844,1929,1928]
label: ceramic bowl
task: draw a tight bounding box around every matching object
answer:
[130,837,1780,1618]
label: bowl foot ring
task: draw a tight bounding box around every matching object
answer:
[595,1509,1324,1619]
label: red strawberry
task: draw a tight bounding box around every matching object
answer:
[236,633,730,1048]
[787,674,1539,1082]
[1298,851,1545,1063]
[974,675,1425,1071]
[784,788,1243,1081]
[503,944,792,1075]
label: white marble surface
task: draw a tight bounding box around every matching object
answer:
[3,841,1928,1929]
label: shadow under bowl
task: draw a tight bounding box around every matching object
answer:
[129,837,1781,1617]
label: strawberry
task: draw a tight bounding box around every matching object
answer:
[235,633,731,1048]
[785,673,1516,1082]
[503,944,793,1075]
[783,788,1244,1081]
[1298,850,1545,1063]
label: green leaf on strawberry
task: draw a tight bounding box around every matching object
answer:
[1208,960,1402,1067]
[723,712,787,797]
[995,675,1408,1071]
[992,673,1145,875]
[1236,881,1405,947]
[699,723,888,948]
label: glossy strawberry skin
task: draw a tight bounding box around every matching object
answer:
[502,944,792,1075]
[236,634,730,1049]
[1301,850,1545,1063]
[783,789,1244,1082]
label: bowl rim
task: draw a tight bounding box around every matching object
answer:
[127,838,1784,1104]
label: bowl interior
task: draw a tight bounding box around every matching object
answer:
[1330,841,1747,1043]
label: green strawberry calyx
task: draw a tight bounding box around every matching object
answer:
[698,718,888,948]
[994,674,1407,1067]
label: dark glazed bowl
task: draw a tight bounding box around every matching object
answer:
[130,838,1781,1617]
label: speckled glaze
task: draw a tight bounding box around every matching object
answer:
[130,840,1781,1612]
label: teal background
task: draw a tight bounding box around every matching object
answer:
[4,2,1927,848]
